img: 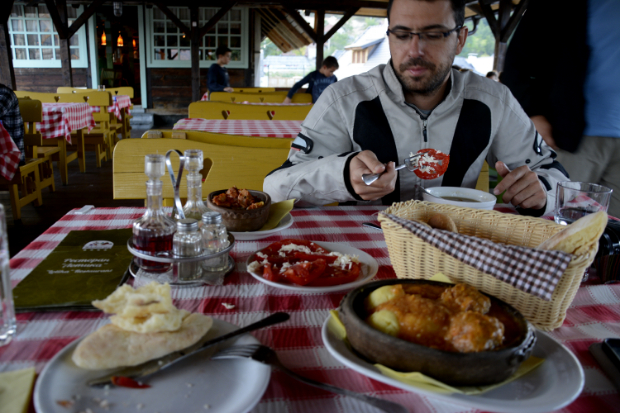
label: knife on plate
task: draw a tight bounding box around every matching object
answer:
[88,312,290,387]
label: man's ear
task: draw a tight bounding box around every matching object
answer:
[455,26,468,55]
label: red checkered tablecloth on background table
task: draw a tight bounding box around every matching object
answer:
[39,102,96,143]
[0,121,21,181]
[90,94,132,120]
[174,118,302,138]
[2,205,620,412]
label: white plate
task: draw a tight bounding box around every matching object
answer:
[34,319,271,413]
[247,241,379,293]
[322,316,584,413]
[231,213,294,241]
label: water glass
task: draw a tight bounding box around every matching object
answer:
[555,181,613,225]
[0,204,16,346]
[97,85,105,92]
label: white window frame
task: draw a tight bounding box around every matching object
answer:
[145,6,248,69]
[9,3,88,69]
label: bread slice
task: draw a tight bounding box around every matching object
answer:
[427,212,458,233]
[537,210,608,255]
[72,313,213,370]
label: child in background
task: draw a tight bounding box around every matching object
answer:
[208,46,234,97]
[283,56,339,104]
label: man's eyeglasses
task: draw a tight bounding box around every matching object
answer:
[386,26,463,45]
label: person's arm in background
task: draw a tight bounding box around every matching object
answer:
[207,65,226,93]
[283,72,315,104]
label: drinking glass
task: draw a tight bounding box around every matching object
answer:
[555,182,613,225]
[0,204,16,346]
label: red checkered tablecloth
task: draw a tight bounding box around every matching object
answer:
[3,205,619,413]
[89,94,132,120]
[39,102,95,143]
[174,118,301,138]
[0,121,21,181]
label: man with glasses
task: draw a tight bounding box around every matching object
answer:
[264,0,568,216]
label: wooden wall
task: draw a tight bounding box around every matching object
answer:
[14,68,89,92]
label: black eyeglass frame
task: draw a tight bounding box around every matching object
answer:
[386,25,464,41]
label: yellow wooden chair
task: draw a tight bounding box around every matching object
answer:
[113,137,290,203]
[209,91,313,104]
[56,91,116,166]
[141,129,292,149]
[475,161,490,193]
[188,101,311,120]
[15,92,83,184]
[18,98,57,193]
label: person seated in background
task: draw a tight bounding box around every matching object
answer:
[264,0,568,217]
[207,46,234,97]
[486,70,499,81]
[283,56,339,104]
[0,84,25,165]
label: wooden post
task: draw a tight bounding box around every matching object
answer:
[0,0,15,89]
[315,10,324,70]
[479,0,529,72]
[46,0,72,86]
[190,6,200,102]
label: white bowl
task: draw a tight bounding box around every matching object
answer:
[422,187,497,210]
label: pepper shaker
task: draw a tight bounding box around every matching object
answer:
[173,218,203,280]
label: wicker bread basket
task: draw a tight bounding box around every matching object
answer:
[379,201,598,331]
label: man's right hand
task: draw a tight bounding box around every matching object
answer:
[224,87,234,93]
[349,150,397,200]
[531,115,557,149]
[283,97,292,104]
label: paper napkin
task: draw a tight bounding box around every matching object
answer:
[0,367,36,413]
[259,199,295,231]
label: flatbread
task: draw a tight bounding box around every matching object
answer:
[72,313,213,370]
[427,213,458,233]
[537,210,607,255]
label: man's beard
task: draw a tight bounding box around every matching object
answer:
[395,56,453,97]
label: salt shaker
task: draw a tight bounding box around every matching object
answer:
[201,211,230,272]
[173,218,203,280]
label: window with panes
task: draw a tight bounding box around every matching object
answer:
[147,7,247,68]
[8,3,88,68]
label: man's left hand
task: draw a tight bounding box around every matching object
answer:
[494,161,546,210]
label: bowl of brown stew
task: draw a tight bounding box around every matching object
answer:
[206,188,271,232]
[338,279,536,386]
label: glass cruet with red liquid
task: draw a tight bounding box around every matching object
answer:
[132,154,176,273]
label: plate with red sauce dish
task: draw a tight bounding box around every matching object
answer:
[245,240,379,293]
[34,319,270,413]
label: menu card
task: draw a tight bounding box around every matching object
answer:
[13,229,134,312]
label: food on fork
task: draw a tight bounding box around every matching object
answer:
[247,239,362,287]
[72,282,213,369]
[364,283,505,353]
[211,186,265,210]
[411,149,450,180]
[537,210,608,255]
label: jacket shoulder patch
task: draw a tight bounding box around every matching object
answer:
[291,133,314,154]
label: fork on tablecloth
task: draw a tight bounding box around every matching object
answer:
[211,344,409,413]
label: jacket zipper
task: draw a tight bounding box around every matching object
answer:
[422,118,428,142]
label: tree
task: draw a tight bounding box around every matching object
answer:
[459,18,495,57]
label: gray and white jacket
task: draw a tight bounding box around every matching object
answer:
[264,62,568,216]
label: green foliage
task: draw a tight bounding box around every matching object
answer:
[459,18,495,57]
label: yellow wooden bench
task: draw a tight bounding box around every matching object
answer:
[188,101,312,120]
[113,137,290,202]
[209,91,313,104]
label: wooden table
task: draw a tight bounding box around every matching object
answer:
[173,118,302,138]
[2,205,618,412]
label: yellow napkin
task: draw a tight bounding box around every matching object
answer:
[259,199,295,231]
[329,276,545,395]
[0,367,36,413]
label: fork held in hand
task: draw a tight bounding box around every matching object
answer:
[362,153,422,186]
[212,344,409,413]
